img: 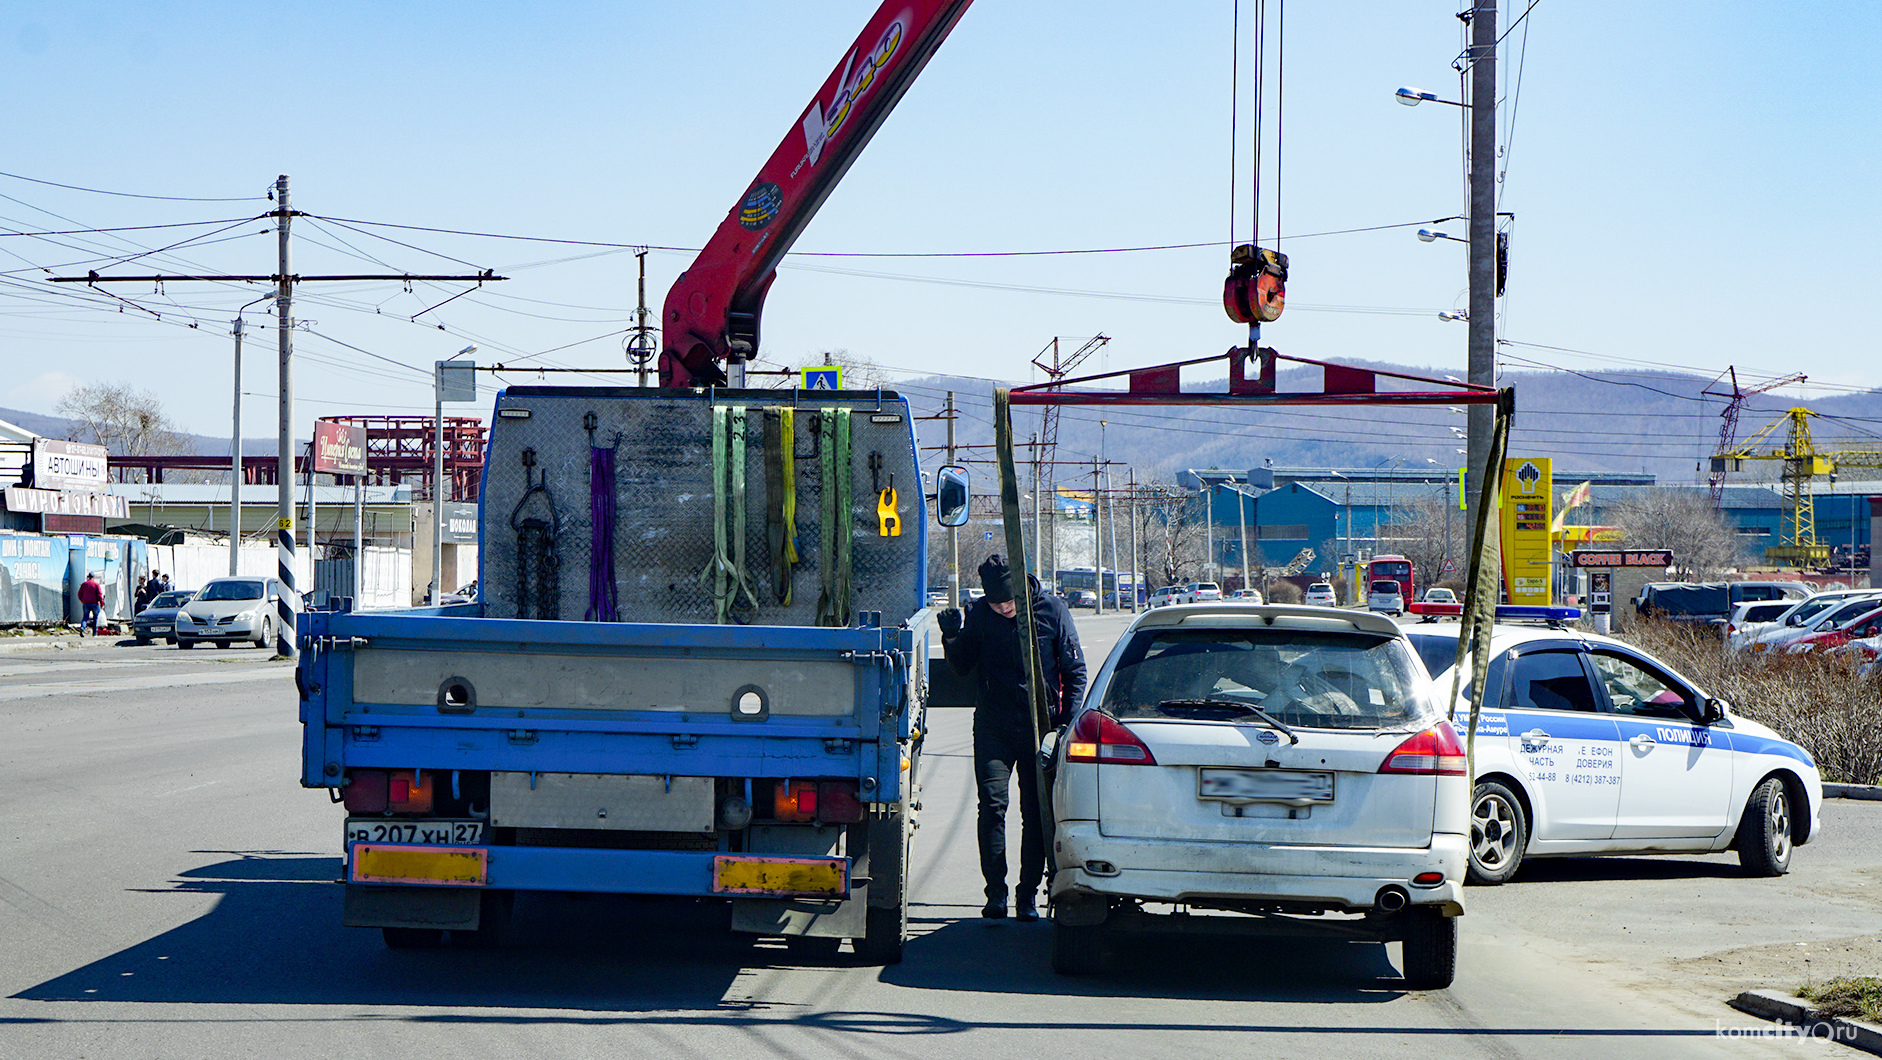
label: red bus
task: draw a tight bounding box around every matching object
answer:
[1366,554,1415,604]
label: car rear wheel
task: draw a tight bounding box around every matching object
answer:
[1736,777,1793,876]
[1401,909,1458,990]
[1468,781,1527,885]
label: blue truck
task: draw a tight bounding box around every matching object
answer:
[299,386,958,962]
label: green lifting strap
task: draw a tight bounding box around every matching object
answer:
[700,406,760,624]
[816,406,853,626]
[764,408,799,605]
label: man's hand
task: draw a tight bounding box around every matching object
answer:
[938,607,964,636]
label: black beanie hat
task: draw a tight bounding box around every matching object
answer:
[979,554,1013,603]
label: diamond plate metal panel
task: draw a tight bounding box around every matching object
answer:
[480,388,922,627]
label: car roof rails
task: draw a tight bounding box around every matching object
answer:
[1406,602,1584,629]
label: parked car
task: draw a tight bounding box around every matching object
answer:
[926,590,951,609]
[1788,605,1882,654]
[1367,579,1406,615]
[1722,599,1804,656]
[1743,592,1882,654]
[1303,583,1338,606]
[175,576,295,649]
[1062,588,1098,609]
[1177,582,1222,604]
[1227,588,1264,604]
[1422,588,1458,605]
[1147,587,1177,609]
[132,589,195,645]
[1048,604,1464,987]
[1635,581,1811,632]
[1404,620,1821,886]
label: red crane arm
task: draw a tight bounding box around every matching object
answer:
[660,0,975,387]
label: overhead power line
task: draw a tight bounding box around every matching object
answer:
[0,169,266,202]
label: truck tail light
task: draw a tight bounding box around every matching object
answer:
[774,779,818,823]
[816,781,865,824]
[385,769,434,813]
[343,769,388,813]
[1379,724,1467,776]
[1064,711,1157,765]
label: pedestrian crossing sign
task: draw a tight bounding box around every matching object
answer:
[800,366,843,391]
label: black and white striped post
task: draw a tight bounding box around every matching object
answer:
[273,174,297,659]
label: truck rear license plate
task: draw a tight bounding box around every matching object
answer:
[345,818,485,846]
[350,844,487,886]
[712,855,848,897]
[1199,768,1335,803]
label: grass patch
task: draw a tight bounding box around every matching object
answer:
[1799,976,1882,1022]
[1614,619,1882,785]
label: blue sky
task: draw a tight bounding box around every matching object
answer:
[3,1,1877,443]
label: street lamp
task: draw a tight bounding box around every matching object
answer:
[1418,228,1468,244]
[1395,86,1466,108]
[1437,310,1469,322]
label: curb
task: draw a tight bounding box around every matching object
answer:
[1826,784,1882,801]
[0,634,126,654]
[1732,990,1882,1053]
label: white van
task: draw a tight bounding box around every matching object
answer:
[1367,579,1406,616]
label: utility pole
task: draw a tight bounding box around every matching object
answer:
[1128,468,1139,612]
[274,175,296,657]
[1462,0,1498,556]
[1237,482,1250,592]
[51,174,505,655]
[627,249,656,387]
[229,318,243,577]
[945,391,959,606]
[1091,456,1104,616]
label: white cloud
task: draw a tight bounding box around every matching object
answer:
[4,370,83,412]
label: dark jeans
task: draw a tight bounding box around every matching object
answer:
[974,724,1043,905]
[82,602,101,633]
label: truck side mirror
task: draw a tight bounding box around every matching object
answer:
[936,465,970,527]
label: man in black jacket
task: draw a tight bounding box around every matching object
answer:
[939,555,1086,920]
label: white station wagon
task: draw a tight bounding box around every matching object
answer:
[1048,605,1466,988]
[1406,621,1822,884]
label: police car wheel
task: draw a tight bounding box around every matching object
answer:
[1468,781,1527,886]
[1736,777,1793,877]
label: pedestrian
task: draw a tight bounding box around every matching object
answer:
[939,554,1086,921]
[133,574,151,613]
[78,571,105,636]
[157,572,172,593]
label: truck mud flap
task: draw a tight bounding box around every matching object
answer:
[730,895,866,939]
[344,884,481,931]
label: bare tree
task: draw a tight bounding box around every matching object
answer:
[775,349,891,390]
[1132,486,1204,589]
[1385,493,1459,592]
[1607,488,1745,579]
[55,383,187,478]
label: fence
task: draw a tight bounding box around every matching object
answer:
[314,547,411,610]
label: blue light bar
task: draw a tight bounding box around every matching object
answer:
[1494,605,1582,622]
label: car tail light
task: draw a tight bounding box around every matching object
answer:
[343,769,388,813]
[1379,725,1467,776]
[774,779,818,823]
[816,781,865,823]
[1064,711,1157,765]
[385,769,434,813]
[1412,871,1445,887]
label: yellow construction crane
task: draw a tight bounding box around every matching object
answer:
[1712,408,1882,565]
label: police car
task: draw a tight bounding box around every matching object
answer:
[1405,612,1821,885]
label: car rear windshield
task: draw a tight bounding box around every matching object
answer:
[1405,632,1461,679]
[1100,626,1432,730]
[151,591,193,608]
[1371,581,1401,595]
[198,580,264,601]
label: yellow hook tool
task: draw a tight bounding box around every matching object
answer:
[877,482,901,537]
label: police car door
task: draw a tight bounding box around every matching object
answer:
[1501,644,1622,842]
[1589,648,1734,840]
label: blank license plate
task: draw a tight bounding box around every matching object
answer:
[1200,768,1335,804]
[149,625,171,633]
[346,818,486,846]
[712,855,848,897]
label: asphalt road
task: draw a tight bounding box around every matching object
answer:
[1,623,1877,1059]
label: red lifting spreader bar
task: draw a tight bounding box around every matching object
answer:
[1008,346,1501,408]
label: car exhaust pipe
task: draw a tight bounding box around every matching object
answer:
[1375,887,1408,913]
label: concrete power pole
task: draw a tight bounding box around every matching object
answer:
[230,317,243,577]
[1462,0,1498,555]
[945,391,959,606]
[273,175,296,658]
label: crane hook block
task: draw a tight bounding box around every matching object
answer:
[1223,245,1288,324]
